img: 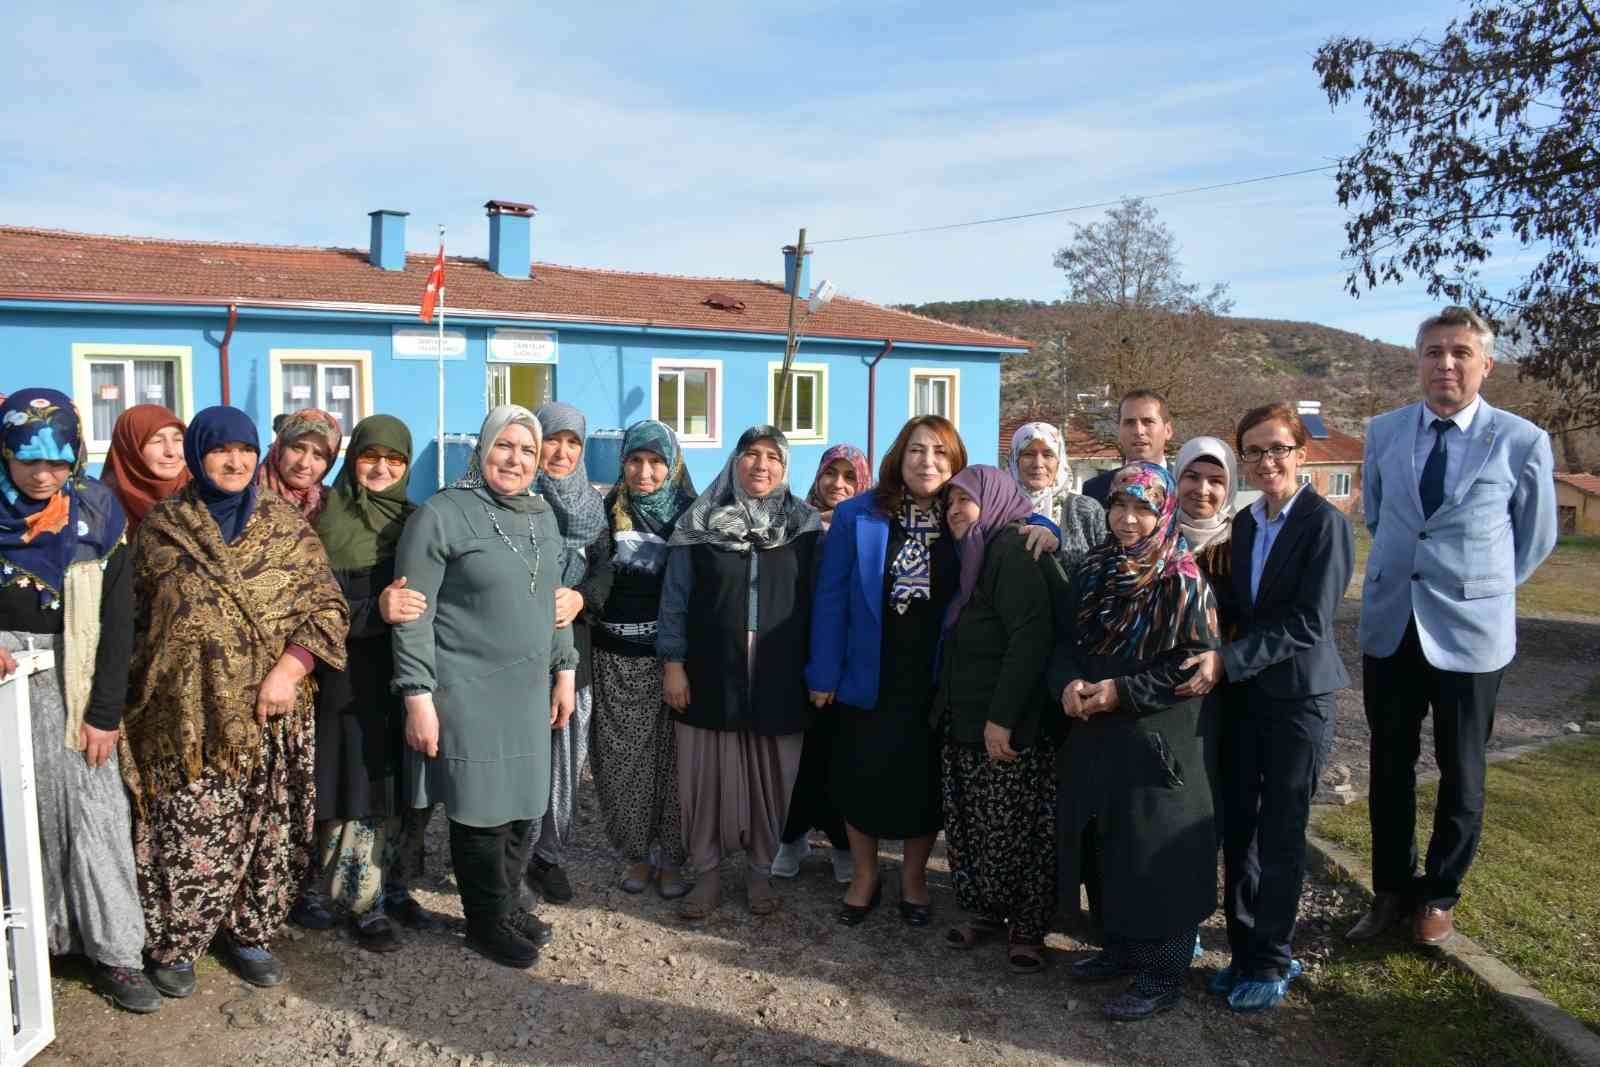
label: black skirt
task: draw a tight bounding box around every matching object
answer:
[829,590,945,839]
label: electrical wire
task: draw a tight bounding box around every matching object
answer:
[809,164,1339,245]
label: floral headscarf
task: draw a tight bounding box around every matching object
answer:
[806,443,871,523]
[0,388,126,606]
[1072,461,1216,660]
[257,407,342,523]
[1008,421,1075,523]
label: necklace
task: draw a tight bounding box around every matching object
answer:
[481,503,542,595]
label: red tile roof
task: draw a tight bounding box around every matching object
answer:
[0,226,1028,350]
[1556,472,1600,497]
[1302,427,1365,465]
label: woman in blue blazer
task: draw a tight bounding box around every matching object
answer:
[1177,402,1353,1012]
[806,416,965,927]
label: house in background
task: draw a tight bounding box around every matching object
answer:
[1292,401,1364,517]
[1555,473,1600,535]
[0,202,1027,494]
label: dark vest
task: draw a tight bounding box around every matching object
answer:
[680,532,817,736]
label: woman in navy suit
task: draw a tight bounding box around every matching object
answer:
[1176,401,1353,1012]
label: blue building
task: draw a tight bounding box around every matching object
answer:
[0,202,1026,495]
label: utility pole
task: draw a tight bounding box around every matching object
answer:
[776,227,807,425]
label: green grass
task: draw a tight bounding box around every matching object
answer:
[1347,527,1600,616]
[1314,941,1575,1066]
[1314,737,1600,1037]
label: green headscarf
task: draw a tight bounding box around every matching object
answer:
[314,414,417,570]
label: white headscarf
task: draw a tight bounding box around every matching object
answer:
[1174,435,1239,552]
[450,404,545,510]
[1008,421,1074,523]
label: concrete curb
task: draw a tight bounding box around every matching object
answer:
[1303,821,1600,1067]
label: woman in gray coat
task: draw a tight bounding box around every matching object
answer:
[391,406,577,969]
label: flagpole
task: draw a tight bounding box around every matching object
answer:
[437,225,446,489]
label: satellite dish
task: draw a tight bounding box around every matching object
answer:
[808,279,837,313]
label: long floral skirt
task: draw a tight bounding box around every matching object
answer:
[589,649,685,867]
[317,816,401,918]
[132,713,315,965]
[941,739,1057,944]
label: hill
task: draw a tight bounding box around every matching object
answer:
[898,299,1416,433]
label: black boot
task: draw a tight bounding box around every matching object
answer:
[465,915,538,968]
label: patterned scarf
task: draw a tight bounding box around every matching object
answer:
[606,419,696,578]
[534,401,608,585]
[0,388,126,606]
[257,407,342,523]
[1008,421,1075,524]
[806,443,872,525]
[668,425,821,552]
[888,493,943,615]
[184,406,262,545]
[1073,461,1217,660]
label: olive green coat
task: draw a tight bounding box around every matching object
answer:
[391,485,578,827]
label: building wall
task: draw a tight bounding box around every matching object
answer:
[1301,462,1363,516]
[0,304,1005,498]
[1555,483,1600,535]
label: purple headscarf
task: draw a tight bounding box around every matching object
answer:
[943,464,1035,631]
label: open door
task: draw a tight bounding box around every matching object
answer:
[486,363,553,411]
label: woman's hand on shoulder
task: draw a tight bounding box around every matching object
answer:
[379,576,428,624]
[809,690,834,709]
[1016,522,1059,560]
[662,662,690,712]
[403,692,439,758]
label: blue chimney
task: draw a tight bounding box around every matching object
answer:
[486,200,537,279]
[782,245,811,296]
[367,209,408,271]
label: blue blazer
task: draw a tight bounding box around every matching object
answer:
[805,493,894,708]
[1221,487,1353,700]
[1359,399,1557,673]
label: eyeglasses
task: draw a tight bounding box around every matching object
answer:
[359,453,408,468]
[1240,444,1297,464]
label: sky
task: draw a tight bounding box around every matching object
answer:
[2,0,1522,347]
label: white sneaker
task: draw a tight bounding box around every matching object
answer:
[830,848,854,885]
[771,839,810,878]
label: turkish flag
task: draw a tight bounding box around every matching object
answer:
[420,244,445,323]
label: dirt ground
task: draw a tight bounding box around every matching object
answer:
[28,605,1597,1067]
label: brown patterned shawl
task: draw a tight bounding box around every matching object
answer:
[118,483,348,803]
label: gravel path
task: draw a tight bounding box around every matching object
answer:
[31,603,1596,1067]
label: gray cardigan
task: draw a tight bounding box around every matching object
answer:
[1053,492,1108,571]
[391,486,578,828]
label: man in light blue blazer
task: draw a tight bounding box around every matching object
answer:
[1349,306,1557,948]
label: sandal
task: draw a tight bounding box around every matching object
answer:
[944,918,1005,951]
[1007,942,1045,975]
[657,867,690,900]
[678,875,721,920]
[747,873,780,916]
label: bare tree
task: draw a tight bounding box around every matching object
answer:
[1051,199,1240,428]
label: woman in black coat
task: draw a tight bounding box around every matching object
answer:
[1049,461,1219,1021]
[1175,403,1353,1012]
[657,425,821,920]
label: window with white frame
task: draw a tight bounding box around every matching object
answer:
[1327,470,1353,497]
[653,359,721,445]
[270,350,372,440]
[71,344,193,454]
[909,368,960,425]
[767,362,826,442]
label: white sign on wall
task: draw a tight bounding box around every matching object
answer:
[392,326,468,360]
[488,327,559,364]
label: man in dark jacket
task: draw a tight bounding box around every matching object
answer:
[1081,390,1175,504]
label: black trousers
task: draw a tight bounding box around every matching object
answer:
[1362,618,1504,909]
[781,719,847,850]
[1222,688,1333,982]
[448,817,533,930]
